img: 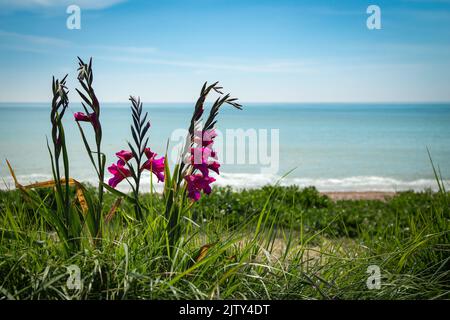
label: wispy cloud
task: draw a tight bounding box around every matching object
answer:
[0,29,73,54]
[0,0,126,11]
[0,29,157,56]
[100,55,312,74]
[0,29,71,47]
[0,29,313,74]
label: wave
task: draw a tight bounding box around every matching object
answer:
[216,174,447,192]
[1,172,447,192]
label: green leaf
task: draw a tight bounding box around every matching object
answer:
[75,88,93,108]
[76,122,99,176]
[102,182,135,204]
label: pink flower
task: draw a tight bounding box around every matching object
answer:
[193,161,220,177]
[190,147,216,165]
[184,131,220,201]
[74,112,99,129]
[185,174,216,201]
[74,112,91,122]
[190,147,219,177]
[207,161,220,175]
[141,148,165,182]
[116,150,133,165]
[108,148,165,188]
[108,162,131,188]
[194,129,217,148]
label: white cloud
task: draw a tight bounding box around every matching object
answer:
[0,29,312,74]
[0,29,158,57]
[0,0,126,11]
[0,29,71,47]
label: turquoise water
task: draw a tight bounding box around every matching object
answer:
[1,103,449,191]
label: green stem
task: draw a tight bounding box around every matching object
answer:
[96,143,104,241]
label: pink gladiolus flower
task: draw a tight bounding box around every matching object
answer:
[190,147,216,165]
[185,174,216,201]
[116,150,133,165]
[190,132,217,173]
[74,112,91,121]
[108,162,131,188]
[108,147,165,188]
[144,147,157,160]
[194,129,217,147]
[190,146,219,176]
[185,131,220,201]
[207,161,220,175]
[141,148,165,182]
[192,160,220,177]
[74,112,99,129]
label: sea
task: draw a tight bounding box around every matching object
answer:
[1,103,449,192]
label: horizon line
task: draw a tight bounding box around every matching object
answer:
[1,101,450,105]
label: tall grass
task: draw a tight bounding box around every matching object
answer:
[0,184,448,299]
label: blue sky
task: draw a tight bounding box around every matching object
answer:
[0,0,449,102]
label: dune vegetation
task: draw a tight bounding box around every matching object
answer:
[0,58,448,300]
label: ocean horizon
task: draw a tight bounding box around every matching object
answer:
[1,102,449,192]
